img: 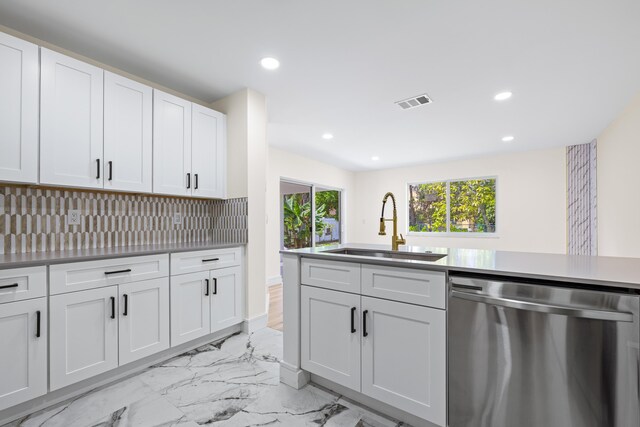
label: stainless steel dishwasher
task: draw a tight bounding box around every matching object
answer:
[448,275,640,427]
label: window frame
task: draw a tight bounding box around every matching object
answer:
[406,175,498,238]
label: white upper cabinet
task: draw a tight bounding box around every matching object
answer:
[153,89,192,196]
[0,33,39,184]
[40,48,104,189]
[104,72,153,193]
[191,104,227,199]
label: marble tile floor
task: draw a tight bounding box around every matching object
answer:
[5,328,408,427]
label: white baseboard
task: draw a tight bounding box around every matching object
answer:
[280,361,310,389]
[243,312,268,333]
[267,275,282,287]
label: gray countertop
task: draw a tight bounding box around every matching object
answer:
[282,243,640,290]
[0,242,245,269]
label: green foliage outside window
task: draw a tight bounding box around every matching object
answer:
[282,194,328,249]
[409,178,496,233]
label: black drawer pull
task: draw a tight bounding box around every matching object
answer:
[0,283,19,290]
[202,258,220,263]
[212,278,217,295]
[108,161,113,181]
[123,294,128,316]
[363,310,369,337]
[350,307,356,333]
[105,269,132,275]
[36,311,41,338]
[186,173,191,189]
[194,173,198,190]
[110,297,116,319]
[205,279,210,296]
[96,159,100,179]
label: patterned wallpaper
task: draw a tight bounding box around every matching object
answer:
[0,185,247,254]
[567,140,597,256]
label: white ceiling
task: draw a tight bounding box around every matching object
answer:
[1,0,639,171]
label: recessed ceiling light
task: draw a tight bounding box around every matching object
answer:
[502,135,515,142]
[371,156,380,161]
[494,91,513,101]
[260,57,280,70]
[322,133,334,140]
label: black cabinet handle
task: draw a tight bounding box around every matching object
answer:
[350,307,356,333]
[0,283,19,290]
[186,173,191,189]
[202,258,220,263]
[123,294,128,316]
[108,161,113,181]
[96,159,101,179]
[105,269,132,275]
[194,173,198,190]
[212,278,217,295]
[110,297,115,319]
[362,310,369,337]
[36,311,41,338]
[205,279,210,296]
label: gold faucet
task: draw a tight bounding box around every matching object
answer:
[379,192,406,251]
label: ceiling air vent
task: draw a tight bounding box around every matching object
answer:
[396,93,432,110]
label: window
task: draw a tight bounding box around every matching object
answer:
[408,178,496,234]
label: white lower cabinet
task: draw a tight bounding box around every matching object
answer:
[210,266,243,332]
[301,286,361,390]
[170,266,244,346]
[0,298,47,411]
[170,271,211,346]
[361,296,446,426]
[300,285,446,426]
[119,278,170,365]
[50,286,119,390]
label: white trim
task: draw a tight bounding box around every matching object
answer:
[267,275,282,287]
[280,361,310,389]
[242,313,268,333]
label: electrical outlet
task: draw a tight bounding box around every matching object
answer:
[68,210,81,226]
[173,212,182,225]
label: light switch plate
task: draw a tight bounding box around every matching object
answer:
[68,210,81,225]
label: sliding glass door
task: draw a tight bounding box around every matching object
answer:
[280,180,343,251]
[314,187,341,247]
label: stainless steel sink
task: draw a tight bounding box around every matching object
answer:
[325,248,446,262]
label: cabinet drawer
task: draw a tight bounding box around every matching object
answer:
[170,247,242,276]
[301,258,361,293]
[362,265,446,309]
[50,254,169,295]
[0,266,46,304]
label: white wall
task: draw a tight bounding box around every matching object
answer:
[266,147,357,283]
[598,92,640,257]
[352,148,567,254]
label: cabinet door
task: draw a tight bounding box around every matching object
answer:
[210,266,243,332]
[301,286,361,391]
[104,71,152,193]
[0,298,47,411]
[153,89,192,196]
[119,278,169,365]
[170,271,210,346]
[361,296,446,426]
[50,286,118,390]
[40,48,104,189]
[191,104,226,199]
[0,32,38,184]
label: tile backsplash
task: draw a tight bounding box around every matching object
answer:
[0,185,248,254]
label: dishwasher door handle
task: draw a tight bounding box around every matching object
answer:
[450,289,634,322]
